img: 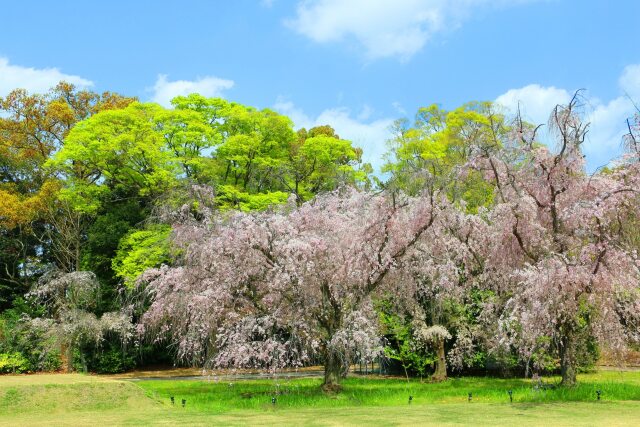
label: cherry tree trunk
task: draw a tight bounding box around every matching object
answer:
[560,330,577,387]
[322,350,343,392]
[432,337,447,382]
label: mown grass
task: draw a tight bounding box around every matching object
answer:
[0,371,639,426]
[136,370,640,412]
[0,374,157,416]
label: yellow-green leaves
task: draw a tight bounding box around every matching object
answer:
[49,94,370,214]
[384,102,507,211]
[49,102,217,213]
[112,224,172,288]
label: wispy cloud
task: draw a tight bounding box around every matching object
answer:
[274,98,394,171]
[495,64,640,170]
[0,57,93,96]
[150,74,234,107]
[286,0,540,61]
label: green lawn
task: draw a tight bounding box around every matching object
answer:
[1,371,639,426]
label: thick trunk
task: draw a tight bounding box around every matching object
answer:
[319,281,343,392]
[560,330,577,387]
[432,337,447,382]
[322,350,343,392]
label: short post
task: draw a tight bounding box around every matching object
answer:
[508,390,513,403]
[181,399,186,408]
[468,392,472,402]
[272,396,277,406]
[408,395,413,404]
[170,396,174,405]
[596,390,601,401]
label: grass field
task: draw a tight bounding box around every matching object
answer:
[1,371,639,426]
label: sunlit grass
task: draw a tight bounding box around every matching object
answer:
[136,370,640,412]
[1,371,639,426]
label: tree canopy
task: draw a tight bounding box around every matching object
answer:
[1,82,639,388]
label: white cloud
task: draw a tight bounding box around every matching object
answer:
[274,99,394,170]
[619,64,640,100]
[495,65,640,170]
[582,96,634,168]
[0,57,93,97]
[151,74,234,107]
[286,0,537,61]
[495,84,571,126]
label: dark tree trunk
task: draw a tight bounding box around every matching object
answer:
[319,281,343,392]
[322,350,343,392]
[560,329,577,387]
[432,337,447,382]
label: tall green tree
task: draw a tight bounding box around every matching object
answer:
[172,94,370,209]
[48,102,216,214]
[48,101,218,304]
[382,102,507,211]
[0,83,135,306]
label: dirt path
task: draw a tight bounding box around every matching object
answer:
[108,364,640,381]
[108,366,327,381]
[108,365,392,381]
[125,369,325,382]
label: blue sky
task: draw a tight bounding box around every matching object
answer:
[1,0,638,171]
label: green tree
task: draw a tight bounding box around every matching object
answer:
[172,94,370,209]
[382,102,506,211]
[50,103,185,213]
[286,127,370,204]
[48,101,217,305]
[112,224,172,289]
[0,83,135,305]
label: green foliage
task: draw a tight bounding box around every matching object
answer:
[575,331,600,373]
[49,103,185,213]
[0,304,61,372]
[81,198,148,308]
[81,340,137,374]
[50,94,369,216]
[173,94,369,209]
[287,133,369,203]
[383,102,503,211]
[378,301,434,378]
[529,336,557,373]
[0,352,30,373]
[214,185,291,212]
[112,224,172,288]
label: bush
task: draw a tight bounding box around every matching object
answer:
[1,308,65,372]
[40,350,63,372]
[576,333,600,373]
[83,341,136,374]
[0,352,30,373]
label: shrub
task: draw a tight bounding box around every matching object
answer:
[0,352,30,373]
[83,339,136,374]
